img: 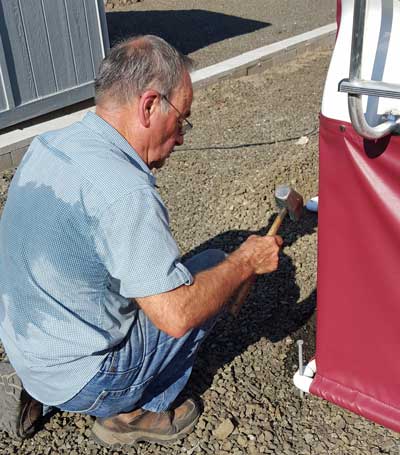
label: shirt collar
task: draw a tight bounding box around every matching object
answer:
[81,111,157,186]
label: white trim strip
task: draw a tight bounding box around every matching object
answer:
[192,23,336,84]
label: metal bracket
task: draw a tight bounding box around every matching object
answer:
[340,0,400,139]
[339,79,400,100]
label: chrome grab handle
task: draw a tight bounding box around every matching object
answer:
[339,79,400,100]
[347,94,400,139]
[338,0,400,139]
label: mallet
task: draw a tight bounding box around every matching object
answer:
[229,185,304,316]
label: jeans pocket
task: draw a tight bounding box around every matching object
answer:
[89,374,155,418]
[106,374,154,399]
[63,388,109,414]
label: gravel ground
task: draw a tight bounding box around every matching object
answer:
[1,48,400,455]
[104,0,336,69]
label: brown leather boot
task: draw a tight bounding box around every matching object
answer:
[0,361,43,438]
[91,398,200,447]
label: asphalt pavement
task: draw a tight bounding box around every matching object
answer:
[105,0,336,69]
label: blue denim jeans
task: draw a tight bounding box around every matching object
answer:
[56,249,226,418]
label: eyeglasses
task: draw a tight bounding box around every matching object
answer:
[161,95,193,136]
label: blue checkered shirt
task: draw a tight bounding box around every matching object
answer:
[0,112,193,405]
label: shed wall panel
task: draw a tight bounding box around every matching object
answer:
[85,0,106,73]
[0,62,9,112]
[0,85,7,113]
[0,15,15,111]
[0,1,37,104]
[42,0,78,90]
[20,0,57,98]
[0,0,108,129]
[66,0,95,84]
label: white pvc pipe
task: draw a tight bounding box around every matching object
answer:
[293,359,317,393]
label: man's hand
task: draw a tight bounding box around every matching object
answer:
[226,235,282,317]
[230,234,283,275]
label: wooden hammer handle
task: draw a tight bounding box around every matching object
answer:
[228,207,288,317]
[266,207,288,236]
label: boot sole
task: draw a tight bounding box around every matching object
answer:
[91,413,200,448]
[0,362,25,437]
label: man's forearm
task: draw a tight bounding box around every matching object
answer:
[166,250,255,334]
[135,248,253,337]
[135,235,282,338]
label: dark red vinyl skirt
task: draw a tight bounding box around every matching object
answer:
[310,114,400,432]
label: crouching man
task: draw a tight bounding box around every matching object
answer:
[0,35,281,447]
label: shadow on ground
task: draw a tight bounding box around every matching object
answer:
[106,10,270,54]
[181,210,318,399]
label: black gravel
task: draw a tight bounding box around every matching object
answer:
[1,48,399,455]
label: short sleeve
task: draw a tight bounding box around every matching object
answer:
[94,188,193,298]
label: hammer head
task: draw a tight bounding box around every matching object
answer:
[274,185,304,221]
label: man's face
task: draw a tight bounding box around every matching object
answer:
[148,71,193,169]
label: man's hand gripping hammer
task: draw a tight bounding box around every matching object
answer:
[229,185,304,317]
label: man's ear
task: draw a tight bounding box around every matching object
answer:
[138,91,159,128]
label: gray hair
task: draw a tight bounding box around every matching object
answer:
[95,35,193,108]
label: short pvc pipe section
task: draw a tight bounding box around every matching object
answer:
[293,359,317,393]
